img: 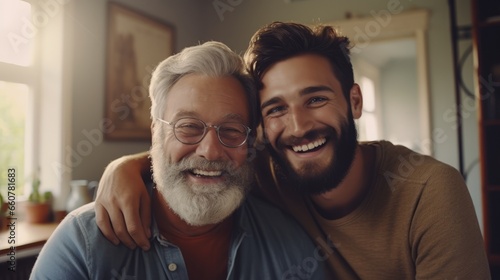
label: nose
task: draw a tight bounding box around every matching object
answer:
[286,107,313,138]
[195,128,226,161]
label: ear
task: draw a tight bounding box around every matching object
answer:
[349,83,363,119]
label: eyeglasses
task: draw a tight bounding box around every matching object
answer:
[157,117,251,148]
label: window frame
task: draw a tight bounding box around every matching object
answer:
[0,0,40,199]
[1,0,74,206]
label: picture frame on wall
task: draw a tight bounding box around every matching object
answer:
[104,2,174,141]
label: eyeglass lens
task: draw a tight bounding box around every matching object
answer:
[174,118,248,147]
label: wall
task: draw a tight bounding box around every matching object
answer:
[67,0,473,177]
[196,0,482,227]
[380,58,420,151]
[67,0,481,228]
[199,0,464,163]
[69,0,202,181]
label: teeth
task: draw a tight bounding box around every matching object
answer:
[292,138,326,152]
[192,169,222,177]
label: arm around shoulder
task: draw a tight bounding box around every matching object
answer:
[94,151,152,250]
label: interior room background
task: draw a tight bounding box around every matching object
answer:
[1,0,480,230]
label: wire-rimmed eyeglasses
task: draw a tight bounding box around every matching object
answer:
[157,117,251,148]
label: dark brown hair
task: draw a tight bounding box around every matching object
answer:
[244,21,354,100]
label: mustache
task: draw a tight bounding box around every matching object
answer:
[173,157,237,174]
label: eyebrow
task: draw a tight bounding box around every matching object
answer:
[260,85,335,111]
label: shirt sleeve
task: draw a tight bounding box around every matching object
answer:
[410,164,491,279]
[30,214,90,280]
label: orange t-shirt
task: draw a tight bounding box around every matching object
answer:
[161,216,234,280]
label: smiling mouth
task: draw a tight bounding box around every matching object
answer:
[291,138,327,153]
[190,169,223,178]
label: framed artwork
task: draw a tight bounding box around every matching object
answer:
[104,3,174,140]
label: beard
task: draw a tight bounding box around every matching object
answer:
[267,111,358,196]
[150,144,253,226]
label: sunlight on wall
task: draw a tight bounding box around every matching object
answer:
[0,0,33,66]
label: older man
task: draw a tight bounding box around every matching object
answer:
[29,41,326,280]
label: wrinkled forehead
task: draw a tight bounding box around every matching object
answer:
[164,74,250,124]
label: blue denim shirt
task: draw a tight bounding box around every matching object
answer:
[30,194,327,280]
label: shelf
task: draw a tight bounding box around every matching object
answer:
[473,0,500,275]
[486,193,500,255]
[475,0,500,24]
[486,186,500,191]
[490,254,500,266]
[483,120,500,126]
[478,16,500,27]
[475,26,500,121]
[483,126,500,185]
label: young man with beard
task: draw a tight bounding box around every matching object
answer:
[29,41,327,280]
[94,22,491,279]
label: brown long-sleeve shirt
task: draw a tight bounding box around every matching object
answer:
[256,140,490,279]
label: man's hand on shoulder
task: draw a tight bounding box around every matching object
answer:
[94,152,152,250]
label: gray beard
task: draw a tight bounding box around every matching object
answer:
[150,144,253,226]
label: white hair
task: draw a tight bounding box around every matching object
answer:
[149,41,258,129]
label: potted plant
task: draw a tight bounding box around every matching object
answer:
[23,176,53,223]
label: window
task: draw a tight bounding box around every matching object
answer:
[353,57,383,143]
[0,82,29,195]
[358,76,379,141]
[0,0,36,198]
[0,0,34,66]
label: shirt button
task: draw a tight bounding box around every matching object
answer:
[168,263,177,272]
